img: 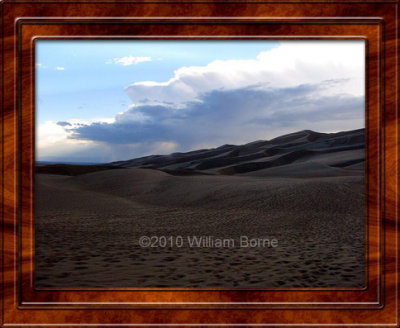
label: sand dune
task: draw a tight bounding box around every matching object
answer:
[35,129,365,288]
[111,128,365,177]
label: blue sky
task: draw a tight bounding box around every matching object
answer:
[36,40,365,163]
[36,40,279,124]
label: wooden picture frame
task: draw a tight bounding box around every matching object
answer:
[1,0,398,326]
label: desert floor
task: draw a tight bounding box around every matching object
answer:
[35,167,365,288]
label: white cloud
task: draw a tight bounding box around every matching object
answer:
[55,66,65,71]
[125,41,364,106]
[37,117,115,146]
[37,121,69,148]
[36,120,115,162]
[107,55,152,66]
[68,117,116,125]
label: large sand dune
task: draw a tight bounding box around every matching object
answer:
[112,128,365,176]
[35,129,365,288]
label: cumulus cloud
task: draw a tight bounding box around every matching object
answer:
[55,66,65,71]
[125,41,364,107]
[107,55,152,66]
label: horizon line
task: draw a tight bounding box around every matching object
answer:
[35,127,365,165]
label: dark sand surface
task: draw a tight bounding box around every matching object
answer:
[35,129,365,288]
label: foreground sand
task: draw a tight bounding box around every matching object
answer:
[35,167,365,288]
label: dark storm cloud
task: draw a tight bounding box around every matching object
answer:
[68,83,364,148]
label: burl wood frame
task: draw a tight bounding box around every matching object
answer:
[0,0,398,326]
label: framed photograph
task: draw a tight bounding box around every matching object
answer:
[1,0,398,327]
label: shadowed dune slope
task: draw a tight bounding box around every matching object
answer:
[68,168,364,217]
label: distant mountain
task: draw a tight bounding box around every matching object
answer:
[36,161,104,166]
[111,128,365,177]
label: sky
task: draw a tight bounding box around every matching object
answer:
[36,40,365,163]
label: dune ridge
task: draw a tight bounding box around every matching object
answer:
[111,128,365,177]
